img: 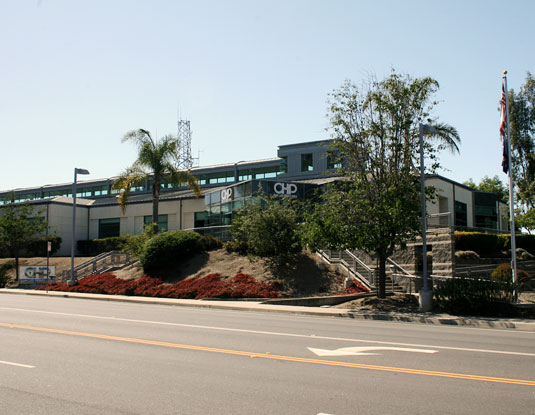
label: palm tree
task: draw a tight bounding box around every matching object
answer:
[113,129,201,233]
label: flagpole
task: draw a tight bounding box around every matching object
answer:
[503,70,518,302]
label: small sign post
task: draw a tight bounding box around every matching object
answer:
[46,241,52,292]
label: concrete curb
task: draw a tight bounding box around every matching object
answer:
[1,288,535,332]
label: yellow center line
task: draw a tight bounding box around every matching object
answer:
[2,322,534,386]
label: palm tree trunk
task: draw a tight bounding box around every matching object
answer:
[152,177,160,234]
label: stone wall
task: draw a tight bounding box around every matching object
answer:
[351,230,455,292]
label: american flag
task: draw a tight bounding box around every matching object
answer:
[500,82,509,174]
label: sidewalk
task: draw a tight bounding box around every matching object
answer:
[2,288,535,332]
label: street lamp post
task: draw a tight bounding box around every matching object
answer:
[419,123,435,312]
[69,168,90,286]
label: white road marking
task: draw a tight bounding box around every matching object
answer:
[1,306,534,357]
[308,346,438,357]
[0,360,35,368]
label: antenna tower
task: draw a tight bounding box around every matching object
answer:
[176,119,196,169]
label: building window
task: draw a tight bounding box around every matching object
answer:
[194,212,208,228]
[474,192,498,229]
[327,152,342,170]
[143,214,168,232]
[204,172,234,185]
[280,156,288,174]
[99,218,120,238]
[301,153,313,172]
[454,201,467,227]
[43,189,72,199]
[238,170,253,181]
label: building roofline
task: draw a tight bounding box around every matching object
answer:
[277,139,334,150]
[0,158,283,194]
[426,174,507,204]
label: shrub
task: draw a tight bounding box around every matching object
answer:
[455,250,480,261]
[337,278,370,294]
[36,272,281,299]
[0,235,62,258]
[231,192,302,257]
[224,240,249,255]
[78,236,131,256]
[122,225,155,259]
[491,263,531,284]
[499,234,535,255]
[23,235,62,257]
[434,277,514,316]
[140,230,201,271]
[0,261,15,288]
[454,232,535,257]
[197,235,223,251]
[516,247,535,261]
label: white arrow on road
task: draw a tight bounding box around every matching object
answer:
[0,359,35,368]
[307,346,438,357]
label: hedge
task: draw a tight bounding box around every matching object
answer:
[140,230,201,271]
[499,234,535,254]
[24,235,62,257]
[77,236,132,256]
[454,232,503,256]
[0,235,62,258]
[434,277,514,316]
[491,263,532,284]
[36,272,281,299]
[455,232,535,256]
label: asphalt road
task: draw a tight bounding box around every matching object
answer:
[1,293,534,415]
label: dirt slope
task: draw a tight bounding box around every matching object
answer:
[115,249,347,297]
[1,257,93,282]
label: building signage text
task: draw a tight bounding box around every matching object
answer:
[221,188,233,203]
[19,266,56,283]
[273,182,298,198]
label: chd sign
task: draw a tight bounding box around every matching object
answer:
[273,183,298,198]
[221,188,233,203]
[20,266,56,283]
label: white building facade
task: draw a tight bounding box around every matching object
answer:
[1,140,509,256]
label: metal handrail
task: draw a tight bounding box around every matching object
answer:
[455,260,535,278]
[319,249,374,289]
[72,250,110,272]
[344,250,375,287]
[387,257,418,294]
[60,251,133,281]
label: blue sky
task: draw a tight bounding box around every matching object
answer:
[1,0,534,190]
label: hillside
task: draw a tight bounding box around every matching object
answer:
[115,249,347,297]
[2,250,348,298]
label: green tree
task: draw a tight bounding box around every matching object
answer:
[463,175,508,203]
[303,72,460,298]
[113,129,201,233]
[231,190,302,258]
[515,208,535,234]
[508,72,535,208]
[0,194,49,282]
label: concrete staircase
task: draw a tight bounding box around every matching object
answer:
[319,249,407,293]
[60,251,136,282]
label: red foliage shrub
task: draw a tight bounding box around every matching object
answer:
[337,278,370,295]
[36,272,281,300]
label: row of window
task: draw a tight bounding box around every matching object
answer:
[2,150,343,205]
[98,215,169,238]
[0,186,110,205]
[299,151,341,172]
[1,164,279,204]
[454,199,499,229]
